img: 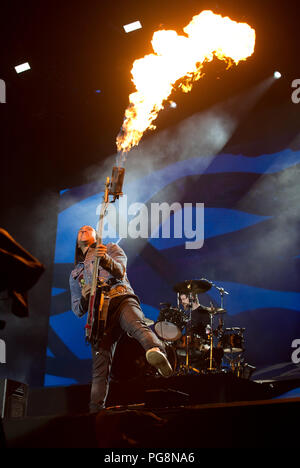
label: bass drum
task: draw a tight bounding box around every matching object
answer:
[154,307,187,341]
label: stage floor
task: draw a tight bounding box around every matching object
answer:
[1,372,300,448]
[2,395,300,448]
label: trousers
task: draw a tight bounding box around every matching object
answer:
[89,297,165,412]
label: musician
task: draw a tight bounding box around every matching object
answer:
[69,225,172,413]
[179,293,211,338]
[179,292,224,370]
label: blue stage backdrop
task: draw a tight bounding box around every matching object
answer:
[46,147,300,386]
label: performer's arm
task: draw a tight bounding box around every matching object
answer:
[97,243,127,280]
[69,273,88,317]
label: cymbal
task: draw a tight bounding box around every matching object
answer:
[205,307,226,315]
[194,305,226,314]
[144,317,154,326]
[173,278,212,295]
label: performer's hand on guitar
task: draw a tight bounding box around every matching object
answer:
[95,243,107,258]
[82,284,91,299]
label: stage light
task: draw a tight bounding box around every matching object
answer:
[15,62,31,74]
[169,101,177,108]
[123,21,142,33]
[273,71,281,79]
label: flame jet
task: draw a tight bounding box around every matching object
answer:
[116,10,256,157]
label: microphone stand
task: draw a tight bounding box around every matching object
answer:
[184,293,193,372]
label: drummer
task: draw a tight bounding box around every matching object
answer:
[179,293,211,339]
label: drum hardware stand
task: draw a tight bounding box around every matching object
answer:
[185,292,193,371]
[207,303,216,372]
[224,352,244,377]
[176,291,190,365]
[206,294,228,372]
[208,283,229,372]
[176,361,200,375]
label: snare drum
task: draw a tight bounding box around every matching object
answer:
[154,307,186,341]
[220,328,245,353]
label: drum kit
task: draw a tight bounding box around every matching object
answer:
[147,278,247,377]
